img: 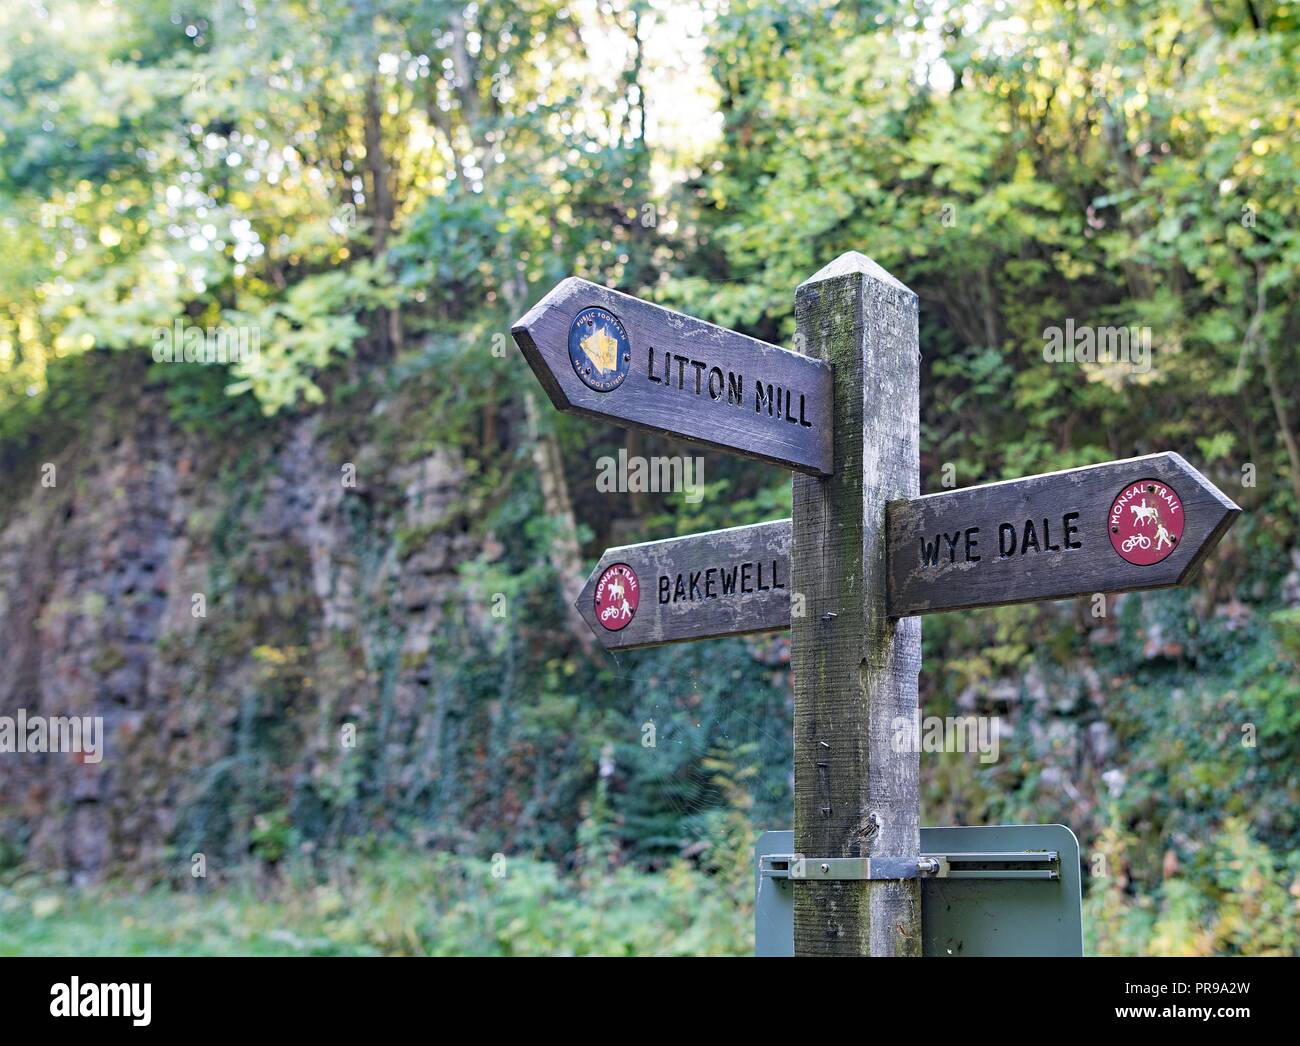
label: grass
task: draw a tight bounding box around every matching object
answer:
[0,849,754,957]
[4,822,1293,956]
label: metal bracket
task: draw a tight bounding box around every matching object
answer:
[759,854,921,881]
[922,850,1059,880]
[760,850,1059,882]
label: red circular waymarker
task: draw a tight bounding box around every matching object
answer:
[1108,478,1184,566]
[594,563,639,631]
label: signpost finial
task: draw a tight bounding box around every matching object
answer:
[798,249,912,294]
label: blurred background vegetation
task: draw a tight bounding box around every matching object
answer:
[0,0,1297,955]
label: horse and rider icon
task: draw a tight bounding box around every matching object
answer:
[1127,497,1174,551]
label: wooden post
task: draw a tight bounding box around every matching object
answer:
[791,251,922,956]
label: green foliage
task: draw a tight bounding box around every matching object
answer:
[225,260,396,413]
[389,192,512,315]
[1087,816,1300,957]
[0,0,652,431]
[152,352,269,435]
[679,0,1300,512]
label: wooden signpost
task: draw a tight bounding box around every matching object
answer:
[512,252,1242,959]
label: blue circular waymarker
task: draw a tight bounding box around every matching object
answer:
[568,306,631,392]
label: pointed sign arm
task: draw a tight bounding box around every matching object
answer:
[575,519,793,650]
[885,452,1241,617]
[512,278,833,475]
[569,454,1239,651]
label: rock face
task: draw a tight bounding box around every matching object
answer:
[0,379,475,883]
[0,366,1242,888]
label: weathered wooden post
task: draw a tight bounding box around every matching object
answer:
[791,252,922,956]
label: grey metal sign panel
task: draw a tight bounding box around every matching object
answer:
[918,824,1083,957]
[755,824,1083,957]
[755,831,797,958]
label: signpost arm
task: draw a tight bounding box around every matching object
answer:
[791,252,922,956]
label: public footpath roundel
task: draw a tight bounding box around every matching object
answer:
[568,307,631,392]
[594,563,639,631]
[1108,478,1184,566]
